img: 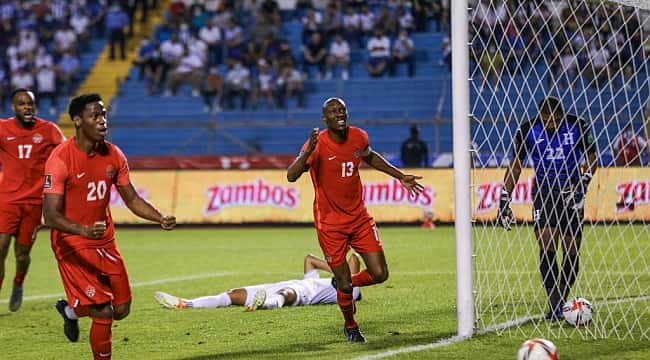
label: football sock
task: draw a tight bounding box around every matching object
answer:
[352,270,376,287]
[90,317,112,360]
[560,253,580,301]
[13,270,26,287]
[337,288,357,329]
[263,293,286,309]
[65,305,79,320]
[190,293,231,308]
[539,250,561,311]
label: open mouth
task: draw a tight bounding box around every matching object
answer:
[98,127,108,136]
[23,113,34,121]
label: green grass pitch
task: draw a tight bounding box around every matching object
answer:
[0,227,648,359]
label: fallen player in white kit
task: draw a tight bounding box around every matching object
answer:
[154,253,362,311]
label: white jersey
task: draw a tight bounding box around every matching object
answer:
[241,270,361,307]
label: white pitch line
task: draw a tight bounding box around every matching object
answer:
[0,271,234,305]
[355,294,650,360]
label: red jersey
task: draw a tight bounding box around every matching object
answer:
[304,127,371,227]
[44,138,130,259]
[0,117,64,204]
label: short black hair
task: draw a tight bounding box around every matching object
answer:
[11,88,34,100]
[68,93,103,121]
[538,96,564,115]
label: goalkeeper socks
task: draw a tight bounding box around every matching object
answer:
[189,293,231,308]
[89,317,112,359]
[539,250,561,311]
[263,293,286,309]
[352,270,376,287]
[560,253,580,301]
[337,288,357,329]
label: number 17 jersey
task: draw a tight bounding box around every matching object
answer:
[44,138,130,259]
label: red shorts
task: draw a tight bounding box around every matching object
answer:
[0,203,42,246]
[57,247,132,308]
[317,218,383,267]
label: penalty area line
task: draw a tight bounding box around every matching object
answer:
[355,294,650,360]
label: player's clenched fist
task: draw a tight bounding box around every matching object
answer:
[305,128,319,154]
[160,215,176,230]
[497,189,514,231]
[82,221,107,240]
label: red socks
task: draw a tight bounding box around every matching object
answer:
[90,317,113,359]
[351,270,376,287]
[337,289,357,329]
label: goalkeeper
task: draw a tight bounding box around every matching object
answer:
[498,96,598,321]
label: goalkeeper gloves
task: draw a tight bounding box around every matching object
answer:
[581,172,593,192]
[497,189,514,231]
[564,172,592,210]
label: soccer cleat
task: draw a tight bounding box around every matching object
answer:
[8,286,23,312]
[343,326,366,343]
[245,289,266,312]
[545,307,564,322]
[154,291,187,309]
[55,299,79,342]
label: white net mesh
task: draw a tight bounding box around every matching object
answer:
[469,0,650,339]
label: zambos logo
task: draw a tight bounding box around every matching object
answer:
[362,179,434,209]
[205,179,298,214]
[475,177,534,213]
[616,180,649,213]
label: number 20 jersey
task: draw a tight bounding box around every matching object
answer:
[44,138,130,259]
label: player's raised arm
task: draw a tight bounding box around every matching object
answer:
[287,127,318,182]
[116,182,176,230]
[362,147,424,196]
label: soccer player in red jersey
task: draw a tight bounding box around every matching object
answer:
[0,88,65,312]
[287,97,424,342]
[43,94,176,359]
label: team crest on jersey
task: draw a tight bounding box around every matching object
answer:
[353,148,361,158]
[44,175,52,189]
[105,165,116,179]
[85,285,96,298]
[32,133,43,144]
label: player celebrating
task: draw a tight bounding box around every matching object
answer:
[43,94,176,359]
[0,89,64,312]
[498,96,597,320]
[154,253,362,311]
[287,97,423,342]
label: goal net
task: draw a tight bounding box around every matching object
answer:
[469,0,650,339]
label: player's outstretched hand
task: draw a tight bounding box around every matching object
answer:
[497,190,514,231]
[305,128,319,154]
[82,221,107,240]
[399,174,424,196]
[160,215,176,230]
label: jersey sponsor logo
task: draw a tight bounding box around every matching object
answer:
[76,172,86,179]
[475,177,535,213]
[85,285,96,298]
[44,174,52,188]
[616,180,649,213]
[32,133,43,144]
[204,178,299,214]
[362,179,434,209]
[6,136,16,141]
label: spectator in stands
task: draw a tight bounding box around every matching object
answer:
[223,59,251,110]
[558,47,577,91]
[160,33,184,84]
[302,32,327,79]
[35,63,58,115]
[613,124,647,166]
[322,1,342,43]
[401,125,429,167]
[275,40,295,71]
[224,18,245,62]
[190,4,209,33]
[341,5,361,47]
[396,5,414,34]
[588,41,609,87]
[252,59,276,110]
[478,44,503,92]
[390,29,415,77]
[165,46,205,97]
[53,24,78,58]
[11,66,34,92]
[376,5,397,36]
[242,40,263,70]
[34,46,54,70]
[143,45,165,95]
[199,19,223,65]
[70,7,91,51]
[358,4,376,39]
[202,67,223,113]
[87,0,108,39]
[50,0,69,27]
[105,3,129,60]
[134,38,156,81]
[326,34,351,80]
[276,63,305,109]
[301,7,323,43]
[56,50,81,96]
[18,28,39,57]
[439,33,451,71]
[187,35,208,64]
[365,28,391,78]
